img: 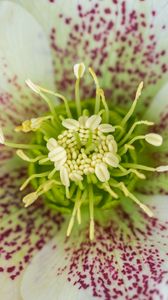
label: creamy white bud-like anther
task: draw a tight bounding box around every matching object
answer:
[74,63,85,79]
[48,146,66,162]
[26,79,41,94]
[156,165,168,172]
[62,118,79,130]
[70,172,83,182]
[78,116,88,127]
[95,163,110,182]
[98,124,115,133]
[47,138,58,151]
[145,133,163,146]
[60,166,70,187]
[86,115,102,130]
[23,192,38,207]
[103,152,119,167]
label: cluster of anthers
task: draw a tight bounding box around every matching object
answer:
[1,63,168,240]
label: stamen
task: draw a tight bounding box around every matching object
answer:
[89,185,94,240]
[74,63,85,116]
[119,120,154,146]
[23,192,38,207]
[16,150,45,163]
[20,171,50,191]
[89,67,101,114]
[103,182,118,199]
[98,89,109,123]
[114,182,153,217]
[118,165,146,179]
[26,79,57,119]
[33,85,72,118]
[120,81,143,127]
[4,141,45,150]
[67,189,82,237]
[122,163,156,172]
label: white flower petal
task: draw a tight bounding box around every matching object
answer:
[103,152,119,168]
[73,63,85,79]
[0,167,63,300]
[60,166,70,187]
[0,1,54,146]
[95,162,110,182]
[85,115,102,130]
[145,133,163,146]
[47,138,58,151]
[20,195,168,300]
[98,124,115,133]
[62,119,79,130]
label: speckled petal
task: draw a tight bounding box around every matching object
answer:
[21,195,168,300]
[11,0,168,113]
[0,166,63,299]
[0,1,54,163]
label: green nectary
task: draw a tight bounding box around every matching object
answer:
[1,63,167,240]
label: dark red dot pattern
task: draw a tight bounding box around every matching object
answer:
[46,0,168,110]
[56,206,168,299]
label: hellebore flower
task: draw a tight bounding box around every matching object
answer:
[0,1,168,300]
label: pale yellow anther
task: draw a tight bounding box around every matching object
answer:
[15,120,32,133]
[95,163,110,182]
[145,133,163,146]
[74,63,85,79]
[26,79,41,94]
[23,192,38,207]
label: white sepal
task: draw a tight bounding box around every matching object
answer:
[156,165,168,172]
[47,138,58,151]
[103,152,119,168]
[74,63,85,79]
[0,128,5,144]
[98,124,115,133]
[62,118,79,130]
[60,166,70,187]
[145,133,163,146]
[95,163,110,182]
[86,115,102,130]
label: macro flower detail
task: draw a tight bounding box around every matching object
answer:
[1,63,168,242]
[1,1,168,300]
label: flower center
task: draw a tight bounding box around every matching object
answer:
[47,115,119,186]
[1,63,168,240]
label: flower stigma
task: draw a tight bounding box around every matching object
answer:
[1,62,168,240]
